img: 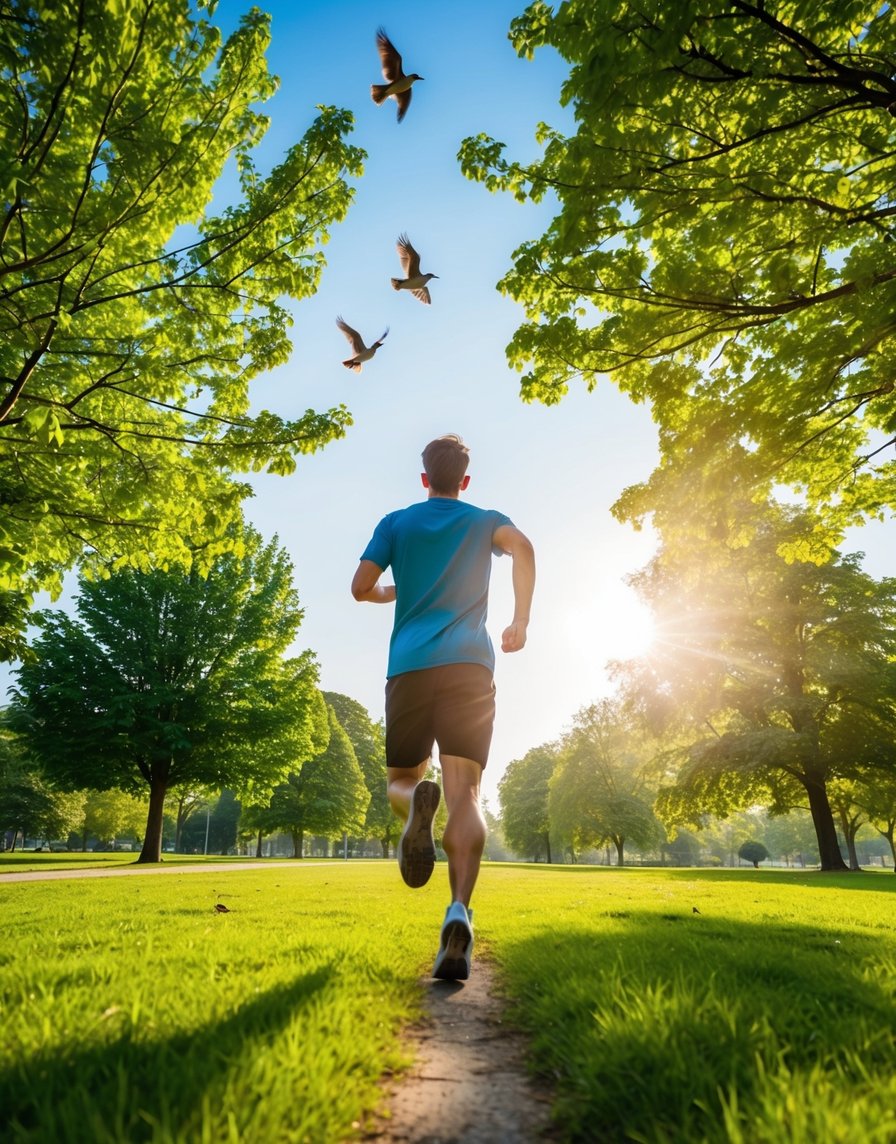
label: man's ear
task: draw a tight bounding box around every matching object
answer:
[421,473,430,488]
[460,475,471,490]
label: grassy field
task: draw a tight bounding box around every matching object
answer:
[2,861,895,1143]
[0,850,273,873]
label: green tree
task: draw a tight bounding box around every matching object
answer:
[0,0,364,657]
[828,779,868,871]
[322,691,394,857]
[738,840,770,869]
[181,789,241,855]
[0,716,85,848]
[628,507,896,870]
[9,526,328,862]
[761,809,821,868]
[854,768,896,873]
[498,744,558,862]
[481,796,513,862]
[0,771,84,849]
[79,789,146,851]
[167,784,214,853]
[550,699,662,867]
[696,812,763,868]
[267,704,369,858]
[460,1,896,536]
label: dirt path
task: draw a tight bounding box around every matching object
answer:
[367,959,554,1143]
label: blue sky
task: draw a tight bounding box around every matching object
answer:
[215,0,665,805]
[8,1,889,811]
[189,0,891,804]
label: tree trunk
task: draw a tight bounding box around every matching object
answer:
[804,776,848,871]
[381,837,389,858]
[255,829,263,859]
[137,778,168,863]
[845,828,861,871]
[614,836,625,867]
[878,824,896,873]
[544,832,552,864]
[291,828,304,858]
[837,808,862,870]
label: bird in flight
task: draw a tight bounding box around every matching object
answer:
[336,316,389,372]
[371,28,423,123]
[392,234,438,304]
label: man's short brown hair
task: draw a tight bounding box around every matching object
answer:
[422,434,470,495]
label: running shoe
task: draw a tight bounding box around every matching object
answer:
[433,901,474,981]
[397,779,440,888]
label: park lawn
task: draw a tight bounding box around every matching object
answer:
[2,863,895,1143]
[0,850,301,874]
[0,861,441,1143]
[475,864,896,1144]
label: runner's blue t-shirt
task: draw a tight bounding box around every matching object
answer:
[360,498,513,678]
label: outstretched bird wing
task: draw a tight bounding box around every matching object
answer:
[376,29,404,82]
[411,287,431,305]
[336,315,365,353]
[373,327,390,347]
[394,89,412,123]
[396,233,422,277]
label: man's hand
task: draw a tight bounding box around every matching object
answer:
[501,619,528,653]
[351,560,395,603]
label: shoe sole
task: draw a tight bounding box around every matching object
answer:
[433,919,472,981]
[398,780,440,888]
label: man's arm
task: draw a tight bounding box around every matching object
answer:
[351,559,396,604]
[493,524,535,653]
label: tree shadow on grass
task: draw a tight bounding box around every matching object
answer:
[498,912,896,1143]
[2,966,334,1142]
[658,866,896,892]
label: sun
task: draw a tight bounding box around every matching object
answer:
[593,586,656,663]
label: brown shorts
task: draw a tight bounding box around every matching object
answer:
[385,663,496,769]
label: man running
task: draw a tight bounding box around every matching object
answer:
[352,434,535,980]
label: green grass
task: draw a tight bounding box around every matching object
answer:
[476,865,896,1144]
[0,850,305,873]
[2,862,895,1143]
[0,862,433,1143]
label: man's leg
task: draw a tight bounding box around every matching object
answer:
[387,761,429,824]
[439,754,486,908]
[389,762,441,888]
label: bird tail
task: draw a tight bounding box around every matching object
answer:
[371,84,389,105]
[343,360,362,372]
[390,277,402,291]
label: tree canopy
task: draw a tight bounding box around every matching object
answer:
[0,0,365,657]
[551,699,662,866]
[9,526,328,861]
[322,691,394,856]
[267,703,370,857]
[625,504,896,870]
[460,1,896,538]
[498,744,557,862]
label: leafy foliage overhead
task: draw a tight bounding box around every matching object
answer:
[0,0,365,650]
[460,0,896,530]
